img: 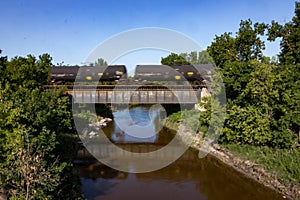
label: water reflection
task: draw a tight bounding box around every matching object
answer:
[76,106,285,200]
[112,105,166,142]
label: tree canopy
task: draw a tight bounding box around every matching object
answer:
[94,58,108,66]
[161,51,215,65]
[161,53,191,65]
[163,2,300,148]
[0,53,83,199]
[206,2,300,148]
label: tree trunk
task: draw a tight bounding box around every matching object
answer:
[298,128,300,145]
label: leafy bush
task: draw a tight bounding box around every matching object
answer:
[0,54,83,199]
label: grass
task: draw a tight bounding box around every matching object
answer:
[164,109,201,132]
[221,143,300,185]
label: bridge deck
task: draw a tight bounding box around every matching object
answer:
[46,85,203,104]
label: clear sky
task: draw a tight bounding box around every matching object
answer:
[0,0,296,71]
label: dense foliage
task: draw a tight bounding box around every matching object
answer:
[164,2,299,149]
[179,50,215,64]
[0,54,83,199]
[161,51,215,65]
[207,3,300,148]
[161,53,191,65]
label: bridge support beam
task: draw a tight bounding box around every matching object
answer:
[67,85,203,104]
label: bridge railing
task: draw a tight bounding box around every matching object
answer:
[44,84,203,104]
[44,84,204,90]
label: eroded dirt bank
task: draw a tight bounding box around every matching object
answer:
[171,124,300,200]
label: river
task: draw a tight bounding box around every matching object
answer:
[75,106,285,200]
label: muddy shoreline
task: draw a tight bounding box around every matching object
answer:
[173,124,300,200]
[208,145,300,200]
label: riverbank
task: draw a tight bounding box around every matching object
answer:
[165,123,300,200]
[86,117,112,138]
[209,144,300,200]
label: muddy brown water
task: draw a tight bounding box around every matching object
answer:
[75,106,286,200]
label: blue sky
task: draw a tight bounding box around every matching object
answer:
[0,0,296,71]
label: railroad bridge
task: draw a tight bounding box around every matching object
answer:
[55,85,205,104]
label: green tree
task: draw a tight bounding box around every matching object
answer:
[0,54,83,199]
[0,50,7,79]
[4,54,52,89]
[266,2,300,64]
[161,53,191,65]
[220,60,296,147]
[208,4,299,148]
[207,32,238,67]
[279,63,300,144]
[179,51,215,64]
[279,2,300,64]
[94,58,108,66]
[208,19,267,68]
[198,50,215,64]
[266,2,300,144]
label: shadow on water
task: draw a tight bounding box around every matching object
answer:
[76,163,125,199]
[74,106,286,200]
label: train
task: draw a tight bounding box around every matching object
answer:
[134,65,203,82]
[50,65,127,83]
[49,64,205,85]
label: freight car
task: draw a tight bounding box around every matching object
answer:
[50,66,79,83]
[134,64,204,83]
[50,65,127,83]
[50,64,205,85]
